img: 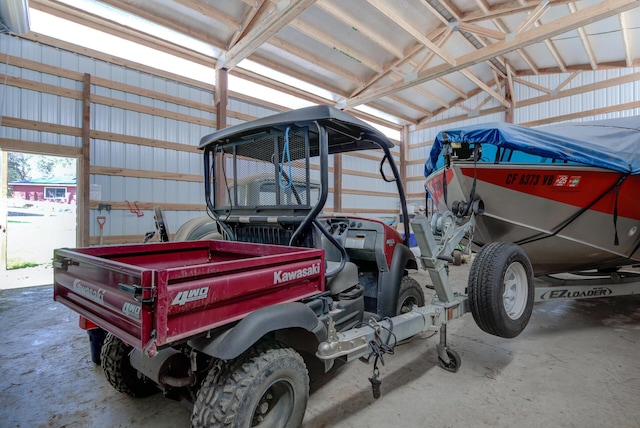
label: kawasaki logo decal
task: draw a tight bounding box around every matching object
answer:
[274,263,321,284]
[73,279,105,305]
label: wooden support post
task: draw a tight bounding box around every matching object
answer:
[0,150,7,271]
[78,73,91,247]
[504,75,514,124]
[401,126,408,186]
[333,154,342,213]
[215,68,228,205]
[215,68,228,130]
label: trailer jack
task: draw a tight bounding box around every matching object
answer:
[317,210,476,393]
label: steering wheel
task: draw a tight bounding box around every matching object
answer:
[153,206,170,242]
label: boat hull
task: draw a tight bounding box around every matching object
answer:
[425,164,640,276]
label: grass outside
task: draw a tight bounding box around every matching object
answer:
[7,204,76,269]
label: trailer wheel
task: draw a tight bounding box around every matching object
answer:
[192,342,308,428]
[438,348,461,373]
[396,276,426,315]
[100,333,157,397]
[468,243,534,338]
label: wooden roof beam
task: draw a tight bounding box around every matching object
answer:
[619,12,633,67]
[535,19,568,72]
[316,2,404,58]
[288,19,384,73]
[460,69,509,107]
[456,22,505,40]
[470,0,540,75]
[229,0,267,48]
[462,0,573,23]
[268,36,364,84]
[437,77,468,99]
[217,0,318,70]
[366,0,457,65]
[173,0,240,30]
[568,3,597,70]
[342,0,639,109]
[516,0,550,34]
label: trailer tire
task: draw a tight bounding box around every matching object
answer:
[100,333,157,397]
[192,342,308,428]
[396,276,425,315]
[468,242,534,338]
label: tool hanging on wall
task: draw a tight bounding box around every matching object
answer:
[97,216,106,245]
[126,200,144,217]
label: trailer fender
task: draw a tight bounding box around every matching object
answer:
[378,244,416,317]
[188,302,325,360]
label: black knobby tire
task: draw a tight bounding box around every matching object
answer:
[468,242,535,338]
[192,342,309,428]
[396,276,426,315]
[100,333,157,397]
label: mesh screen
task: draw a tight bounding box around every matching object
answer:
[216,128,318,209]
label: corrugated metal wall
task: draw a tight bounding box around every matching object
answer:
[0,34,281,243]
[0,33,403,245]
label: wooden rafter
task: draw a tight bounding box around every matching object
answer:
[436,77,467,99]
[268,36,364,84]
[173,0,239,29]
[516,0,550,34]
[343,0,639,109]
[535,19,568,73]
[229,0,266,48]
[460,69,509,107]
[316,2,404,58]
[513,76,552,94]
[568,3,597,70]
[456,22,505,41]
[554,71,581,92]
[217,0,318,70]
[619,12,633,67]
[413,27,455,73]
[462,0,573,24]
[366,0,456,65]
[288,19,384,73]
[472,0,540,75]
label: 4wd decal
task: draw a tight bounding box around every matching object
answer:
[172,287,210,306]
[274,263,320,285]
[539,287,612,300]
[122,301,141,319]
[73,279,105,305]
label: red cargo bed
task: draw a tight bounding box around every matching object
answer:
[53,240,325,355]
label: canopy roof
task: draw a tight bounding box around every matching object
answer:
[425,116,640,176]
[200,105,394,158]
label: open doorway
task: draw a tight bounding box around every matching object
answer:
[2,152,77,284]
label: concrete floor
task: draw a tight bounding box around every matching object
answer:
[1,264,639,428]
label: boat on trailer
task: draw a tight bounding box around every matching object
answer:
[424,116,640,306]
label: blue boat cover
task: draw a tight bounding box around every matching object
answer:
[424,116,640,176]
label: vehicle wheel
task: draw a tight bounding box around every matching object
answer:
[468,242,534,338]
[100,333,157,397]
[396,276,426,315]
[192,342,309,428]
[153,206,170,242]
[438,348,461,373]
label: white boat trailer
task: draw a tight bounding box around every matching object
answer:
[316,204,640,395]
